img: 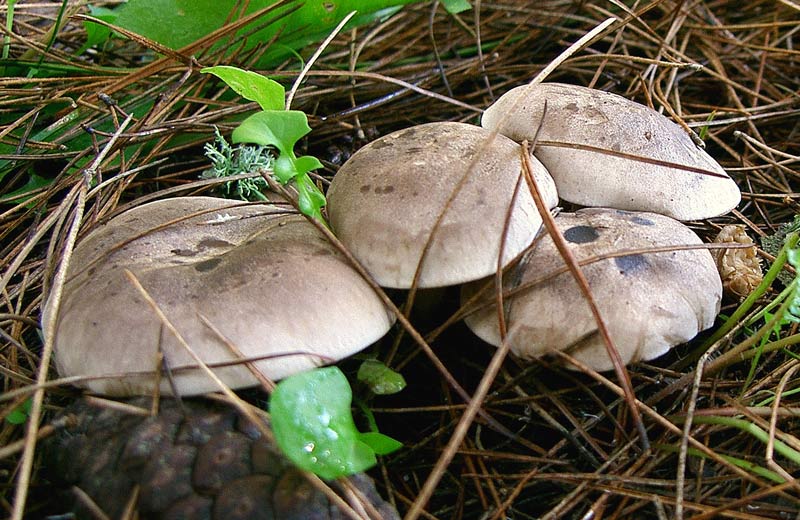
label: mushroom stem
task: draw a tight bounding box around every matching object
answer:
[519,140,651,452]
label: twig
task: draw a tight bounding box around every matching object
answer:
[286,11,358,110]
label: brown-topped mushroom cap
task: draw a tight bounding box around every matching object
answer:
[462,208,722,371]
[43,197,395,396]
[326,121,558,289]
[482,83,741,221]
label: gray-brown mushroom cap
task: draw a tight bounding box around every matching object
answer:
[326,121,558,289]
[482,83,741,221]
[462,208,722,371]
[43,197,395,396]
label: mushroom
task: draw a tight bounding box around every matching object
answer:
[481,82,741,221]
[326,121,558,289]
[43,196,395,396]
[462,208,722,371]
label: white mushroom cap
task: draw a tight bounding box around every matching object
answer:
[43,197,395,396]
[482,83,741,221]
[326,122,558,289]
[462,208,722,371]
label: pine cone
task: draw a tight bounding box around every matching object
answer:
[712,224,763,297]
[42,397,400,520]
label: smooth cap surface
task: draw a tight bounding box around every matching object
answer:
[482,83,741,220]
[326,121,558,288]
[463,208,722,371]
[43,197,395,396]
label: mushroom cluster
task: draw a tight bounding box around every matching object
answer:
[325,82,743,371]
[44,82,744,395]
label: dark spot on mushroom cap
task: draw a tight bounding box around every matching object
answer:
[396,128,418,140]
[631,216,655,226]
[198,237,234,249]
[360,185,371,193]
[614,254,648,275]
[371,140,393,149]
[195,258,221,272]
[565,102,579,112]
[564,225,600,244]
[373,185,395,194]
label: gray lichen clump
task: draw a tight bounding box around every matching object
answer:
[43,397,400,520]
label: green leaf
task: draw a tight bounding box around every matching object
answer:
[115,0,229,50]
[232,110,311,156]
[78,6,117,55]
[2,0,17,61]
[357,359,406,395]
[6,399,31,425]
[698,110,716,141]
[114,0,421,66]
[442,0,472,14]
[0,174,52,204]
[201,66,285,111]
[270,367,379,480]
[294,155,323,175]
[273,154,299,184]
[294,175,327,220]
[358,431,402,455]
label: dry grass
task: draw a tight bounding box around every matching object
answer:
[2,0,800,518]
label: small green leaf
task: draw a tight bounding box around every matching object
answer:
[294,176,327,221]
[358,431,402,455]
[78,6,117,55]
[201,66,285,111]
[271,367,380,480]
[232,110,311,156]
[357,359,407,395]
[442,0,471,14]
[273,154,299,184]
[6,399,31,425]
[294,155,323,176]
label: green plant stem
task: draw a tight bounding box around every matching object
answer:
[745,283,794,327]
[702,283,797,378]
[2,0,15,61]
[670,415,800,467]
[654,443,784,483]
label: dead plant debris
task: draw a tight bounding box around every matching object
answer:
[2,1,800,519]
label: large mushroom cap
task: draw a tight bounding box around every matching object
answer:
[481,83,741,221]
[462,208,722,371]
[326,121,558,289]
[43,197,395,396]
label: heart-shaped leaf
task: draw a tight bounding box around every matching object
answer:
[232,110,311,155]
[271,367,401,480]
[201,66,285,111]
